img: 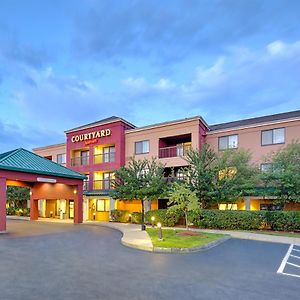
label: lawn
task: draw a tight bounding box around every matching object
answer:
[147,228,226,248]
[252,230,300,238]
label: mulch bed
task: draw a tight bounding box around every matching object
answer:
[176,231,202,237]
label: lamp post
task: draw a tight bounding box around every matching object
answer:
[157,222,163,240]
[151,216,155,227]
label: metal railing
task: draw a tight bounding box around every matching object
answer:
[94,153,115,164]
[159,144,191,158]
[93,179,114,190]
[71,156,89,166]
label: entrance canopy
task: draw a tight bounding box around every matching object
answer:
[0,148,86,232]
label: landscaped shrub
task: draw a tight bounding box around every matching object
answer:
[264,211,300,231]
[6,207,30,217]
[131,212,142,223]
[189,209,300,231]
[145,209,183,227]
[110,209,131,222]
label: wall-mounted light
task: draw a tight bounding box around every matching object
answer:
[73,189,77,195]
[29,191,32,196]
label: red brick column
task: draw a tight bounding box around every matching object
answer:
[30,187,39,220]
[0,177,7,232]
[74,183,83,224]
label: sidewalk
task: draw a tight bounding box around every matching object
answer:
[87,222,300,249]
[85,221,153,251]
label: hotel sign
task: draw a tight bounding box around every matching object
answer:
[71,129,111,143]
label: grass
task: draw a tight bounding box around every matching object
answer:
[251,230,300,238]
[146,228,226,248]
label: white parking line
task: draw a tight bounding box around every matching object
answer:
[277,244,300,278]
[286,262,300,268]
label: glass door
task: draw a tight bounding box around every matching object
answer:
[69,200,74,219]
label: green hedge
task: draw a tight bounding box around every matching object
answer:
[110,209,183,226]
[6,207,30,217]
[189,209,300,231]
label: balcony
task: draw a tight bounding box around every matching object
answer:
[93,179,114,190]
[94,153,115,164]
[71,156,89,167]
[159,144,191,159]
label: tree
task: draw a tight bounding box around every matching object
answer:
[182,144,218,208]
[168,182,199,229]
[215,149,259,205]
[261,141,300,204]
[111,157,166,230]
[6,186,30,208]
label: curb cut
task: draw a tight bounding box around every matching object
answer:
[153,236,231,253]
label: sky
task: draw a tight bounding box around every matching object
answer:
[0,0,300,152]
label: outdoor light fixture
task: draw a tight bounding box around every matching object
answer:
[73,189,77,194]
[151,216,155,227]
[157,222,163,240]
[29,191,32,196]
[37,177,57,183]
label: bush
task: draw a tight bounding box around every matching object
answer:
[145,209,183,227]
[189,209,300,231]
[131,212,142,223]
[110,210,131,222]
[6,207,30,217]
[264,211,300,231]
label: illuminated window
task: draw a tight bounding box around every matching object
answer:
[96,199,110,212]
[218,135,238,150]
[261,128,285,146]
[218,203,238,210]
[135,140,150,154]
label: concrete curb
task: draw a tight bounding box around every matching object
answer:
[153,236,231,253]
[6,216,30,221]
[0,231,8,234]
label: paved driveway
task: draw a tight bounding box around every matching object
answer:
[0,220,299,300]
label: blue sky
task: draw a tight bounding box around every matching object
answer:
[1,0,300,152]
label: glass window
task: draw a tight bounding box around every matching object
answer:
[218,135,238,150]
[80,150,89,165]
[96,199,105,211]
[57,153,66,165]
[135,140,150,154]
[262,128,285,145]
[103,146,115,163]
[228,135,238,149]
[273,128,285,144]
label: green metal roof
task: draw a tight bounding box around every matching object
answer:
[84,190,111,197]
[0,148,86,180]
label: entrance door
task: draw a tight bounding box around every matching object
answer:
[69,200,74,219]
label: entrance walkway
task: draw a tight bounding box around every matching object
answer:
[85,221,153,251]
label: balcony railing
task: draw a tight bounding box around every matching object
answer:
[159,144,191,159]
[71,156,89,167]
[94,153,115,164]
[93,179,114,190]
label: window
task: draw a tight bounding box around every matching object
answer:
[261,128,285,146]
[83,174,89,190]
[96,199,110,212]
[218,135,238,150]
[260,163,272,172]
[57,153,66,165]
[80,150,89,165]
[135,140,150,154]
[218,203,238,210]
[103,146,115,163]
[260,204,283,211]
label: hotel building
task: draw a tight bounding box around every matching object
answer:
[33,110,300,221]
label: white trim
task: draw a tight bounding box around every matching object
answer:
[125,116,208,134]
[207,117,300,135]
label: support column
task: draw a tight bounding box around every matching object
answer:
[245,196,251,211]
[74,183,83,224]
[30,188,39,220]
[0,177,7,232]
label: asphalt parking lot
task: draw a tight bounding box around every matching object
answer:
[0,220,299,300]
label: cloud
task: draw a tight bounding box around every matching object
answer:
[72,0,300,65]
[118,40,300,124]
